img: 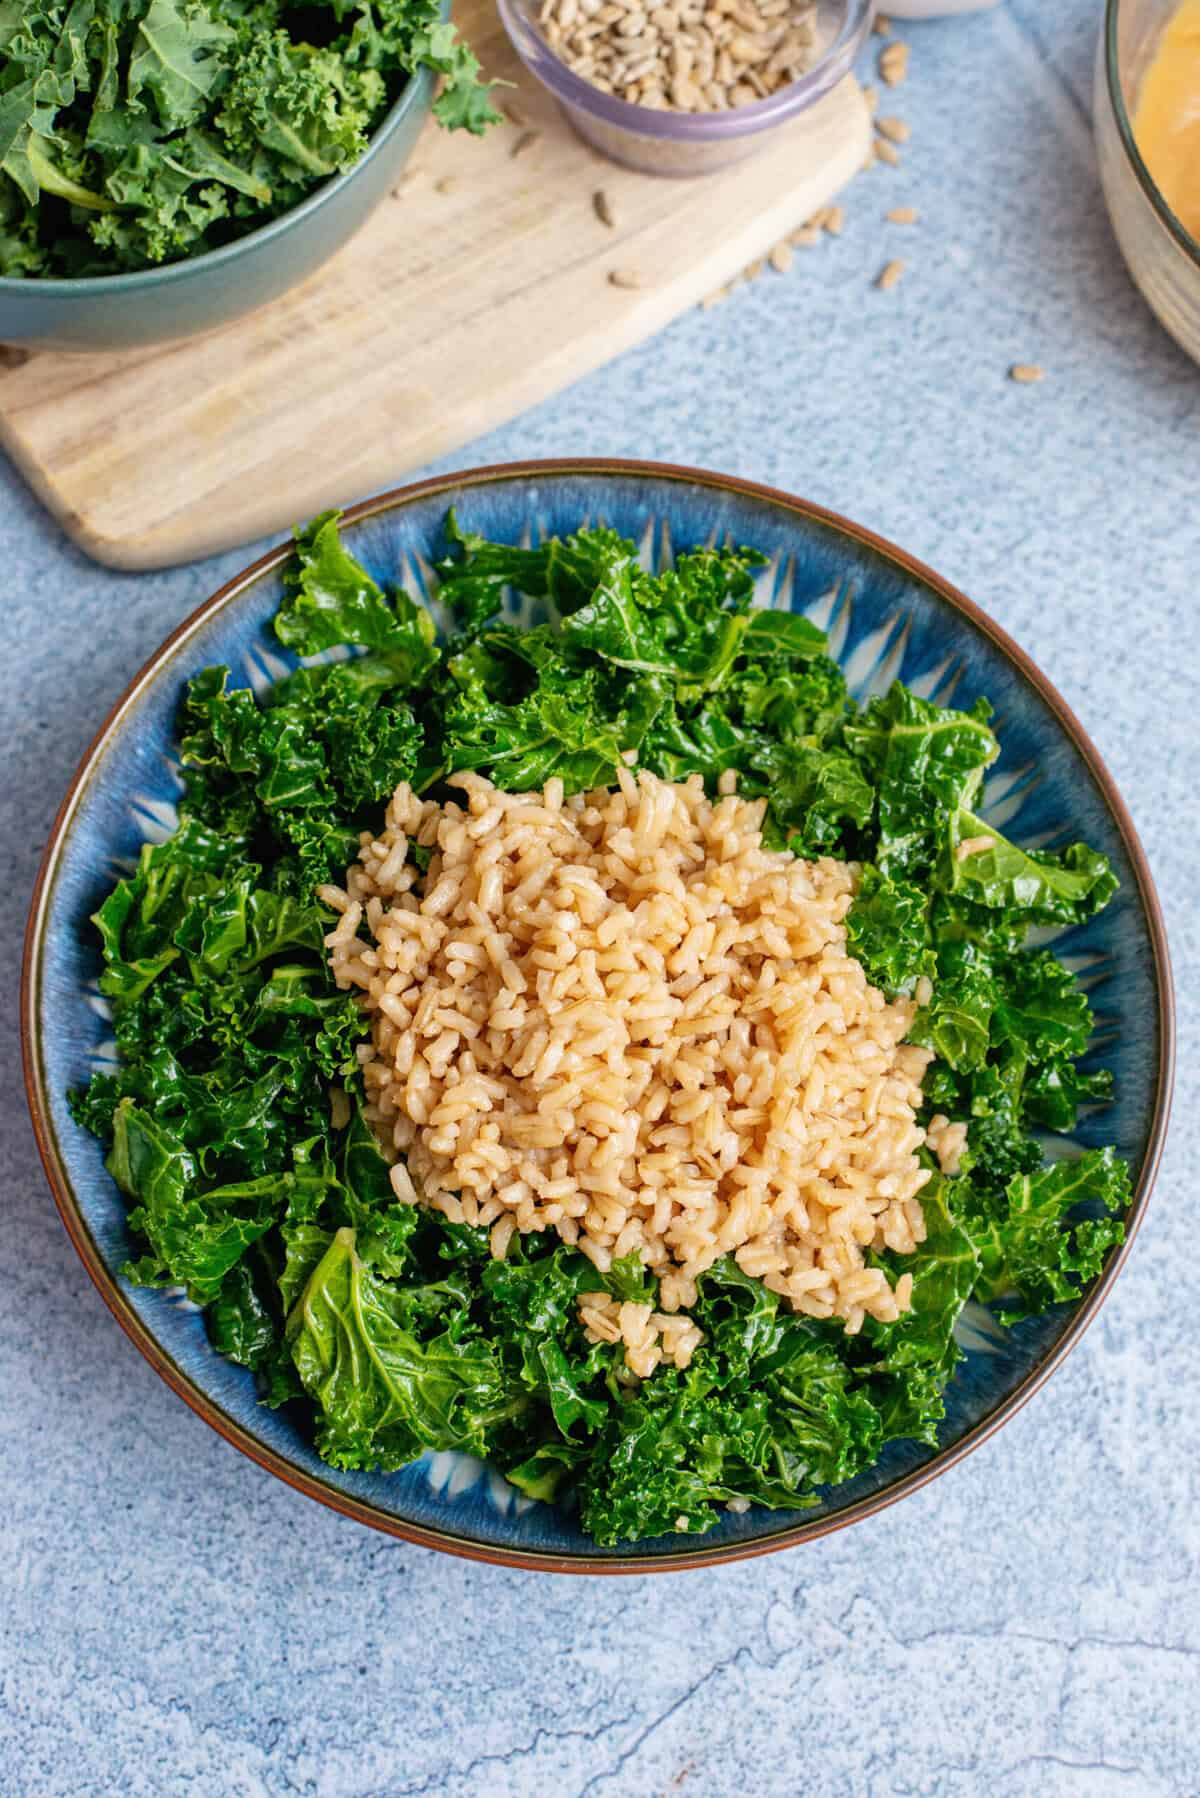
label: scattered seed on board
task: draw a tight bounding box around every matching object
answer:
[887,205,919,224]
[609,268,643,289]
[744,256,766,280]
[511,130,541,158]
[769,241,794,273]
[874,12,891,33]
[876,116,910,144]
[862,82,879,116]
[880,41,909,85]
[504,100,529,127]
[876,258,906,291]
[594,190,616,229]
[875,138,901,166]
[1009,363,1046,383]
[790,224,822,247]
[824,205,845,237]
[435,175,460,195]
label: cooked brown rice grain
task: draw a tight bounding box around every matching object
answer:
[925,1113,969,1177]
[333,769,946,1344]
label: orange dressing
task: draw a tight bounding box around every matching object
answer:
[1134,0,1200,242]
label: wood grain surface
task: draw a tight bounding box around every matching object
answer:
[0,3,868,570]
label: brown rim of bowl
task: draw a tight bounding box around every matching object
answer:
[1105,0,1200,269]
[21,457,1176,1577]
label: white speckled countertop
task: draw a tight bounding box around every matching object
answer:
[2,3,1197,1792]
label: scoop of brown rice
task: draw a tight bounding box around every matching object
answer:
[323,767,939,1370]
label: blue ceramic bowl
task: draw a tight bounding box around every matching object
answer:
[0,66,434,354]
[22,461,1174,1573]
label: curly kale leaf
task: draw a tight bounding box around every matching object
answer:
[180,649,422,885]
[275,510,437,678]
[960,1149,1130,1318]
[207,1257,278,1368]
[843,684,999,876]
[844,866,934,992]
[1,0,495,278]
[433,509,636,627]
[862,1176,980,1444]
[943,807,1118,923]
[287,1228,515,1471]
[111,1100,280,1301]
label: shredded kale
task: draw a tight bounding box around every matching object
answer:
[1,2,497,279]
[72,511,1131,1545]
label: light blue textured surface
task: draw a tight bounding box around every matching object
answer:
[2,0,1196,1789]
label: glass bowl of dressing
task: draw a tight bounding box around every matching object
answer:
[1096,0,1200,362]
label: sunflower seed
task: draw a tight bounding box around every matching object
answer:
[538,0,818,109]
[879,40,909,86]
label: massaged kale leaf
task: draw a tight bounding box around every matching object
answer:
[0,1,497,279]
[71,509,1131,1546]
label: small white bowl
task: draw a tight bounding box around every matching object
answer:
[885,2,1003,16]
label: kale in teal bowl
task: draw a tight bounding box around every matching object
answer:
[22,461,1174,1572]
[0,1,492,353]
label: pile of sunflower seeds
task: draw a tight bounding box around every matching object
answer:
[537,0,820,112]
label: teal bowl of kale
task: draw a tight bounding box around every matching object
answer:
[22,461,1174,1571]
[0,1,493,352]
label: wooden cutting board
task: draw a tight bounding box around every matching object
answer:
[0,3,869,571]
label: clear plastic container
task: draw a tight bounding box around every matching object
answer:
[495,0,875,176]
[1095,0,1200,365]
